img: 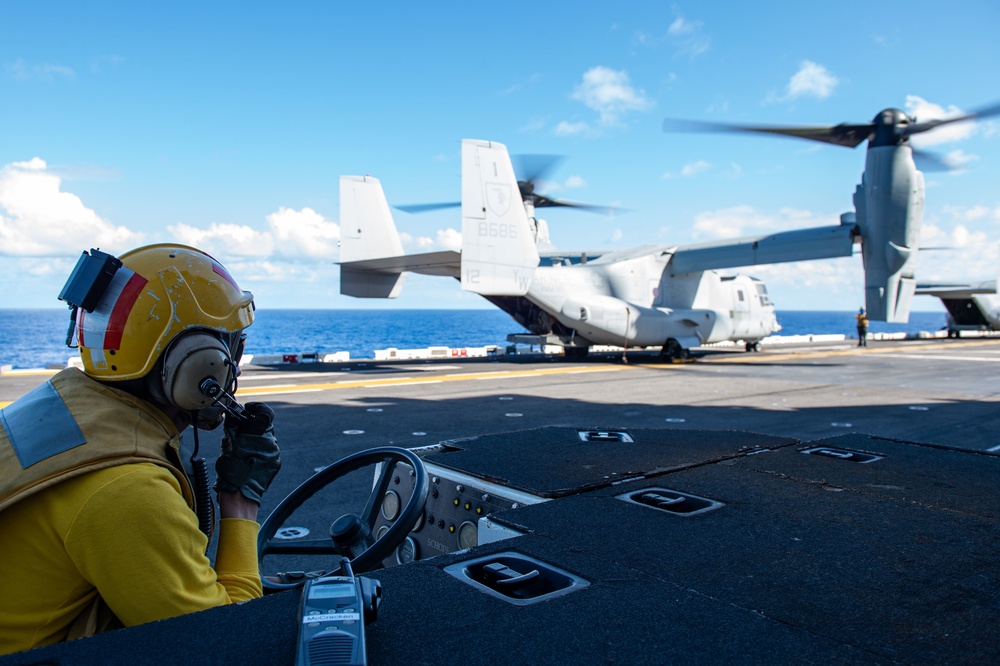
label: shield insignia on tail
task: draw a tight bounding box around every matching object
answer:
[486,182,512,217]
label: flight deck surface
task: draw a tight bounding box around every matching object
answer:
[6,336,994,454]
[1,336,997,664]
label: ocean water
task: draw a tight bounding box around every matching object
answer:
[0,308,949,370]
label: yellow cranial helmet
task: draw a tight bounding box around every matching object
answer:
[72,244,254,382]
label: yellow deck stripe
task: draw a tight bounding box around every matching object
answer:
[235,364,630,396]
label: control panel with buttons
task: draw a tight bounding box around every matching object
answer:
[370,459,547,568]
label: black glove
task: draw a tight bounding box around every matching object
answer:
[215,402,281,505]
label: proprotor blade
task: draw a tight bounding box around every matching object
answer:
[662,118,874,148]
[531,193,618,214]
[902,100,1000,138]
[513,154,565,184]
[394,201,461,214]
[910,148,954,172]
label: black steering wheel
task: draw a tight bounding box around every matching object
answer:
[258,446,428,591]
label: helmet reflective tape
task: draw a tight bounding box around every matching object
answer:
[77,267,148,371]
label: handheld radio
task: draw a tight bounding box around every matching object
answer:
[198,377,269,431]
[295,558,381,666]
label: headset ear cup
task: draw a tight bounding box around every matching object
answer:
[161,332,233,411]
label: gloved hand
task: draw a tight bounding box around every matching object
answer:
[215,402,281,505]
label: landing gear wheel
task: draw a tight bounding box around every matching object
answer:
[661,339,689,361]
[258,446,428,591]
[948,329,960,339]
[745,341,762,353]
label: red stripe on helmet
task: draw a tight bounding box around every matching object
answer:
[212,262,240,291]
[77,309,87,348]
[104,273,148,350]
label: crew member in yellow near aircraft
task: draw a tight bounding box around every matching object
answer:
[0,245,281,655]
[856,307,869,347]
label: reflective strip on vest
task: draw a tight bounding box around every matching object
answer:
[0,380,86,468]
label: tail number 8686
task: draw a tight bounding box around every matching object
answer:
[479,222,517,238]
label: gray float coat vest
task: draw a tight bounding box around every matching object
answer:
[0,368,194,513]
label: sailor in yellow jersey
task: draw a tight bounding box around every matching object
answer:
[0,245,281,655]
[855,307,869,347]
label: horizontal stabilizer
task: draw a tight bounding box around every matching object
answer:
[340,250,461,278]
[340,267,406,298]
[915,278,997,297]
[670,224,855,274]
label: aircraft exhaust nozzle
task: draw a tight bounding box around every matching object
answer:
[855,145,924,323]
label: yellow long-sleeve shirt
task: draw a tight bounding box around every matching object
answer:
[0,462,262,655]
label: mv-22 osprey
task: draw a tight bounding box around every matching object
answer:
[338,119,944,359]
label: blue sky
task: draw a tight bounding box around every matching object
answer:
[2,1,998,313]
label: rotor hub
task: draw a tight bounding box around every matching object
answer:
[871,108,912,147]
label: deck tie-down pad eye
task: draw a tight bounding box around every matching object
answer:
[444,552,590,606]
[617,487,724,516]
[577,430,634,443]
[800,447,883,463]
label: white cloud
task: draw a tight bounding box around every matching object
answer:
[569,66,653,126]
[520,116,548,133]
[940,204,992,221]
[632,14,709,58]
[267,207,340,260]
[0,158,140,257]
[668,18,695,35]
[169,206,340,262]
[437,228,462,250]
[745,257,866,311]
[564,175,587,189]
[663,159,712,180]
[681,160,712,177]
[689,205,837,241]
[227,259,296,282]
[5,58,75,81]
[169,222,274,258]
[905,96,977,147]
[554,120,590,136]
[785,61,839,100]
[939,149,979,172]
[406,230,460,251]
[917,221,999,280]
[667,15,710,58]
